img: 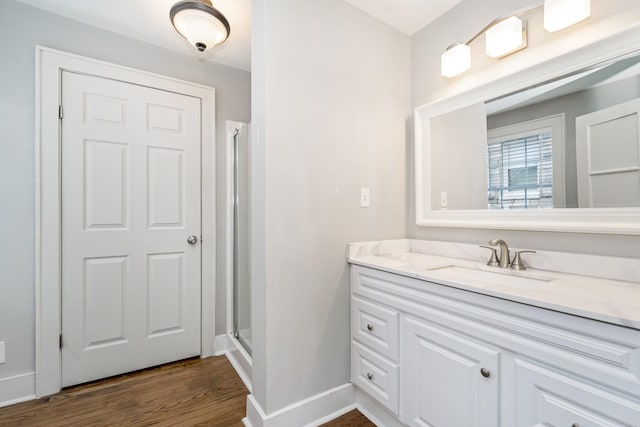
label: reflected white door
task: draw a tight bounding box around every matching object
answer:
[61,71,202,387]
[576,99,640,207]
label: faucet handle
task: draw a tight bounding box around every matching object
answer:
[510,250,536,270]
[480,245,500,267]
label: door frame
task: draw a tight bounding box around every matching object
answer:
[35,46,216,397]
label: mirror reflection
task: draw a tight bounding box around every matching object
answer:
[430,52,640,211]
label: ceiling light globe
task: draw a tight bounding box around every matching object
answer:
[170,1,230,52]
[441,44,471,78]
[485,16,525,58]
[544,0,591,32]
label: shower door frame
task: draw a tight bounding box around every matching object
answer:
[225,120,251,354]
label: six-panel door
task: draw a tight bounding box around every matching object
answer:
[61,71,202,387]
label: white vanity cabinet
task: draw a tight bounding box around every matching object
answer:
[350,265,640,427]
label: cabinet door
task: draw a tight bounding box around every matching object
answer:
[403,317,499,427]
[514,357,640,427]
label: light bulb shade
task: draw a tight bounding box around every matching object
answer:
[544,0,591,32]
[485,16,526,58]
[441,44,471,78]
[170,1,230,52]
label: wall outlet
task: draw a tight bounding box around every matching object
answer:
[0,341,5,364]
[360,188,370,208]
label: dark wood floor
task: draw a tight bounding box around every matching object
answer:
[0,356,374,427]
[321,409,375,427]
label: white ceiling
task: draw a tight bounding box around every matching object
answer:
[17,0,461,71]
[343,0,463,35]
[17,0,252,71]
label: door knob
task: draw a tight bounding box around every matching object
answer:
[187,235,198,245]
[480,368,491,378]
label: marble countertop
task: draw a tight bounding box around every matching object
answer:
[348,239,640,329]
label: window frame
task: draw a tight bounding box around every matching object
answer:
[487,114,566,209]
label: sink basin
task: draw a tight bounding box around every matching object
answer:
[426,265,552,289]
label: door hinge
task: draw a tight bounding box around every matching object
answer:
[59,334,63,349]
[58,105,63,120]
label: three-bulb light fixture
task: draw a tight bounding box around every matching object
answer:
[170,0,231,53]
[441,0,591,78]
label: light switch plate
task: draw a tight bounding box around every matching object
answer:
[360,188,370,208]
[0,342,5,364]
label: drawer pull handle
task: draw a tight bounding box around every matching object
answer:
[366,372,373,380]
[572,424,582,427]
[366,324,374,331]
[480,368,491,378]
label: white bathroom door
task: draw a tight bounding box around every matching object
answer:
[576,99,640,207]
[61,71,202,387]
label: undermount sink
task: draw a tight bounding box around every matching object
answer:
[426,265,553,289]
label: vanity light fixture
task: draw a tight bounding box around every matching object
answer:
[441,43,471,78]
[440,0,591,78]
[170,0,231,53]
[485,16,527,58]
[544,0,591,32]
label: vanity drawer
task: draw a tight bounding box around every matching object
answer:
[352,296,399,362]
[351,341,399,415]
[513,357,640,427]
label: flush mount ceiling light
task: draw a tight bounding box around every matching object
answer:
[170,0,231,53]
[544,0,591,32]
[485,16,527,58]
[441,43,471,78]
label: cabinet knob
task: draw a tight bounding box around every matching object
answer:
[572,424,582,427]
[366,372,373,380]
[366,324,373,331]
[480,368,491,378]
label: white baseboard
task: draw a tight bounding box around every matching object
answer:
[214,333,232,356]
[245,383,356,427]
[0,372,36,408]
[225,338,252,393]
[215,333,252,393]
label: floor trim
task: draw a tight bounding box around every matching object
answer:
[225,338,252,393]
[0,372,35,408]
[245,383,356,427]
[214,333,232,356]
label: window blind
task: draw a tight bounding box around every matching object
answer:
[487,130,553,209]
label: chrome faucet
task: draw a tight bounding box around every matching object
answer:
[488,239,510,268]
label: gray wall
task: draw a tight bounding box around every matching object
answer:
[252,0,410,414]
[0,1,250,382]
[488,74,640,208]
[409,0,640,258]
